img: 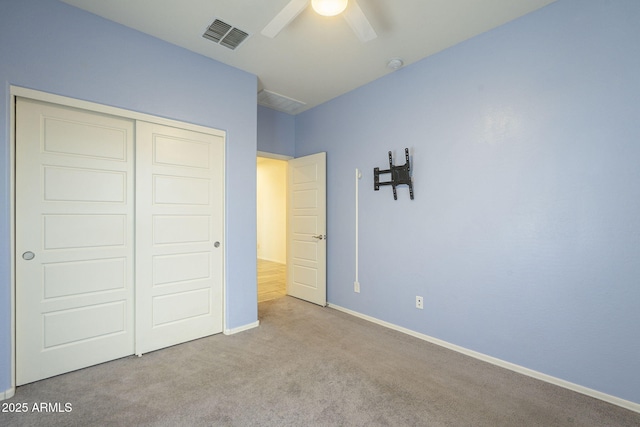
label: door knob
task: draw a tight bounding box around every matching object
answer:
[312,234,326,240]
[22,251,35,261]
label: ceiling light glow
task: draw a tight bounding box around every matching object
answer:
[311,0,348,17]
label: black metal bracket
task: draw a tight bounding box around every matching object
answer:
[374,148,414,200]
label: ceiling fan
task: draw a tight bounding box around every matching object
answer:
[261,0,377,42]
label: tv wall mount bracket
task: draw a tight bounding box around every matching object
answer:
[374,148,414,200]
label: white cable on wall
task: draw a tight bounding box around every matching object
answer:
[355,168,362,292]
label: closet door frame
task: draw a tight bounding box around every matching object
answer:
[7,86,227,394]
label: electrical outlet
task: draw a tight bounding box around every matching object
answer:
[416,296,424,309]
[354,281,360,293]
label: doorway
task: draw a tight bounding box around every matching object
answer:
[256,156,288,302]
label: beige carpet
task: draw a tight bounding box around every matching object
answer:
[2,296,639,426]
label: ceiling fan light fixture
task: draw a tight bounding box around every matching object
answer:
[311,0,348,17]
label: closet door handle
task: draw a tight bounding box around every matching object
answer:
[312,234,326,240]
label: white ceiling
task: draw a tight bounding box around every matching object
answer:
[60,0,556,114]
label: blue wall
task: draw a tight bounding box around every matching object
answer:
[295,0,640,404]
[0,0,258,393]
[257,106,295,157]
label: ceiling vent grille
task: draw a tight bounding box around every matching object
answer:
[258,90,307,115]
[203,19,249,50]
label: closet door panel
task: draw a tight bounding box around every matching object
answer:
[135,121,224,355]
[15,98,135,385]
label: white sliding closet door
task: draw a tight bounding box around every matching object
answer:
[16,98,135,385]
[15,97,225,384]
[135,122,224,355]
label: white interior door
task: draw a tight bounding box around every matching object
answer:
[135,121,225,354]
[287,152,327,306]
[15,98,135,385]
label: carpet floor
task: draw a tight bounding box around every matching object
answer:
[2,296,639,426]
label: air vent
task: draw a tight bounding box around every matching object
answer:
[203,19,249,50]
[258,90,307,115]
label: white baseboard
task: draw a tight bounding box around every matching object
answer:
[224,321,260,336]
[1,387,15,401]
[328,303,640,414]
[257,257,286,264]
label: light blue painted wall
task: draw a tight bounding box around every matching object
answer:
[295,0,640,404]
[257,106,295,157]
[0,0,258,393]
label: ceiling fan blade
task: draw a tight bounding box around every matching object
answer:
[343,0,377,42]
[261,0,310,38]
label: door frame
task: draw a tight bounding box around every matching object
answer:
[8,86,227,395]
[255,151,327,306]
